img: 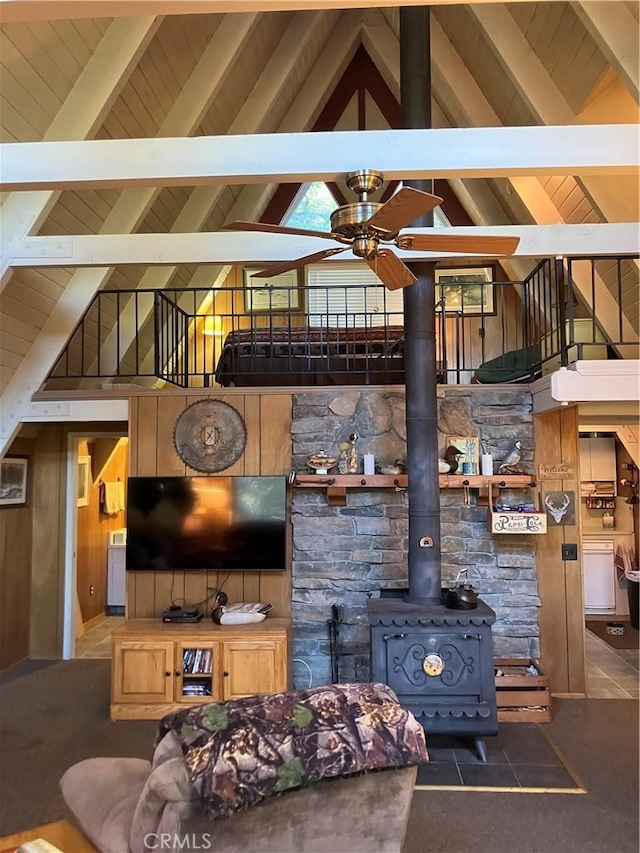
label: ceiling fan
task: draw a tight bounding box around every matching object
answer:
[224,169,520,291]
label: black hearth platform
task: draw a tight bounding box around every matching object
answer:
[368,596,498,757]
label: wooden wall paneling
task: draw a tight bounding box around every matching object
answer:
[30,424,65,657]
[534,409,573,696]
[183,571,209,615]
[156,394,187,475]
[260,395,292,474]
[0,436,33,670]
[135,396,158,476]
[534,410,569,693]
[220,572,246,608]
[243,395,261,475]
[128,397,138,474]
[216,394,247,477]
[243,570,261,604]
[154,570,182,615]
[559,405,586,695]
[133,572,156,618]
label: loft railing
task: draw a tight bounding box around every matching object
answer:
[46,255,637,390]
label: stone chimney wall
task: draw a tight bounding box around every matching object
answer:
[290,386,539,688]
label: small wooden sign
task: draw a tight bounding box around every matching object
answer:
[538,463,575,480]
[489,511,547,534]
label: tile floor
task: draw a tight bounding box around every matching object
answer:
[585,620,639,699]
[76,614,638,701]
[415,724,581,790]
[75,615,125,659]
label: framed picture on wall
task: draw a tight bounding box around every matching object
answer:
[243,268,303,313]
[0,456,29,507]
[77,455,91,507]
[435,266,495,315]
[445,436,480,475]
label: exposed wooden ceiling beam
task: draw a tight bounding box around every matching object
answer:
[469,3,638,225]
[427,11,638,350]
[574,1,639,103]
[0,15,160,290]
[0,0,576,24]
[2,124,636,191]
[5,224,637,268]
[95,8,346,379]
[0,10,262,447]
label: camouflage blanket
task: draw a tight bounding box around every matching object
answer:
[157,681,428,819]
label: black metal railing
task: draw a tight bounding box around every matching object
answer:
[46,255,637,390]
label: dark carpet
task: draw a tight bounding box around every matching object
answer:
[1,661,638,852]
[0,658,157,836]
[586,620,640,649]
[415,725,581,792]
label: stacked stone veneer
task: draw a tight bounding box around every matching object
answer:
[291,386,540,689]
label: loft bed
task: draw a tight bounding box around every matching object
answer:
[214,325,414,387]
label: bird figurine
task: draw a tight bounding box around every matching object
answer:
[439,445,464,474]
[497,440,526,475]
[377,459,406,476]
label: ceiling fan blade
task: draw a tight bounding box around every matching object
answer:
[399,234,520,255]
[366,187,443,234]
[366,250,418,291]
[249,247,349,278]
[224,221,337,240]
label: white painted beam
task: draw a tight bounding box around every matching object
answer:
[121,11,361,381]
[574,2,639,103]
[0,0,573,24]
[5,224,638,268]
[93,7,340,378]
[551,362,640,402]
[2,125,637,191]
[16,399,129,424]
[0,12,259,453]
[469,3,638,226]
[0,15,160,290]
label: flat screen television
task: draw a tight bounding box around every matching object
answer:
[125,475,287,572]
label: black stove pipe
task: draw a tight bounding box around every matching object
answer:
[400,6,442,604]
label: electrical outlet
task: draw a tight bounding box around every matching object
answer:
[561,544,578,561]
[89,585,95,595]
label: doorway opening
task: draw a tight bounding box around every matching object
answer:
[63,432,128,660]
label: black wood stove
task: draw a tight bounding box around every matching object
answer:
[368,596,497,760]
[367,7,497,761]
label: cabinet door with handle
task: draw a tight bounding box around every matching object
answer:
[221,640,287,700]
[112,640,175,703]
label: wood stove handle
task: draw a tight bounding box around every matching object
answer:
[383,633,407,641]
[462,633,482,640]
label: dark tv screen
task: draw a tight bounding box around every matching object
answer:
[126,476,287,572]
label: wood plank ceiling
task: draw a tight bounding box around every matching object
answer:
[0,1,638,415]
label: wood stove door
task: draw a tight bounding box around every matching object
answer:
[373,627,489,699]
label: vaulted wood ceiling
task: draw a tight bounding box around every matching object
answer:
[0,0,638,452]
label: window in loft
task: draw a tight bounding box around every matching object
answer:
[285,181,449,231]
[284,182,336,232]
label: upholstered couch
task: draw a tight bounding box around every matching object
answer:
[61,683,424,853]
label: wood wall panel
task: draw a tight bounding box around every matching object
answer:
[30,425,65,658]
[127,391,293,619]
[0,437,33,670]
[136,396,158,476]
[534,406,585,697]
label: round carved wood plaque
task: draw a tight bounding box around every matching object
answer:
[173,399,246,473]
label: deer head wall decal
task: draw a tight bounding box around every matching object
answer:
[544,492,571,524]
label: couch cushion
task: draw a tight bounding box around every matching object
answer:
[60,757,150,853]
[157,682,428,821]
[129,749,200,853]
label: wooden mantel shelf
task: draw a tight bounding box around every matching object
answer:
[292,473,536,505]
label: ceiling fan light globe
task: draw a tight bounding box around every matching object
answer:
[353,236,379,260]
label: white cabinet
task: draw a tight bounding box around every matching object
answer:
[583,540,616,613]
[579,437,616,484]
[107,543,126,611]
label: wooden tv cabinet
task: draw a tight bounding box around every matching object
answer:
[110,617,292,720]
